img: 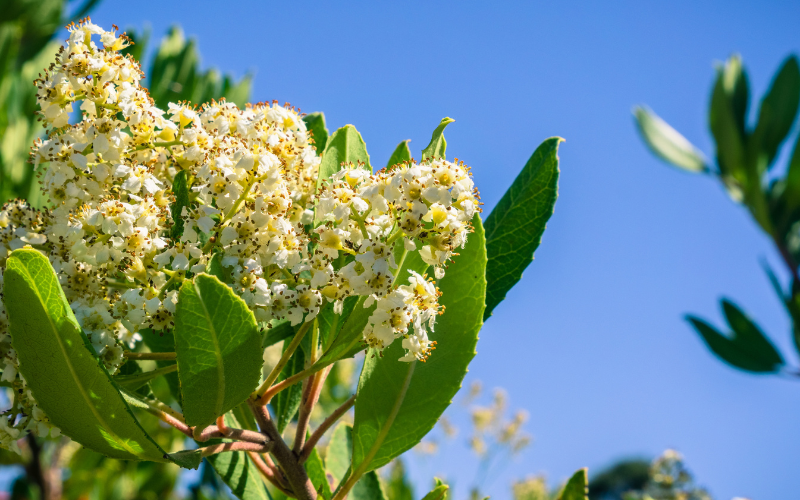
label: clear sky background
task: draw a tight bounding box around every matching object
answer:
[58,1,800,498]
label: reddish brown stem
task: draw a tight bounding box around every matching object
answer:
[299,393,356,464]
[247,451,294,496]
[200,441,271,457]
[293,366,331,454]
[247,398,317,500]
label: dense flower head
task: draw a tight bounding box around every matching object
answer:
[0,20,480,446]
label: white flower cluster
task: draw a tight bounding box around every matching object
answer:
[0,20,480,448]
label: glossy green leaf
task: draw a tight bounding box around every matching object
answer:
[305,445,333,499]
[174,273,262,427]
[421,117,455,161]
[752,55,800,167]
[3,249,170,462]
[558,468,588,500]
[686,299,784,373]
[634,107,708,173]
[304,112,329,153]
[386,140,411,169]
[351,215,486,472]
[317,124,371,190]
[204,413,271,500]
[272,337,306,433]
[170,170,190,239]
[484,138,561,320]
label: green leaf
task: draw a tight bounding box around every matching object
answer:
[174,274,262,427]
[205,413,271,500]
[386,140,411,169]
[263,320,295,349]
[325,423,386,500]
[634,107,708,173]
[421,482,449,500]
[170,170,190,239]
[752,55,800,167]
[351,215,486,472]
[271,338,306,433]
[421,117,455,161]
[385,460,414,500]
[113,364,177,392]
[318,296,358,352]
[141,329,182,405]
[168,449,203,470]
[317,125,371,190]
[686,299,784,373]
[484,138,561,320]
[558,468,588,500]
[326,423,352,488]
[206,251,228,282]
[710,56,748,180]
[304,112,329,153]
[305,445,333,499]
[3,249,170,462]
[352,471,387,500]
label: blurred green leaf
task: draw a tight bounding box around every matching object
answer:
[751,55,800,168]
[558,468,588,500]
[174,274,262,427]
[483,137,561,320]
[420,481,448,500]
[686,299,784,373]
[384,460,414,500]
[634,107,708,173]
[710,57,748,182]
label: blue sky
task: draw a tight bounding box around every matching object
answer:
[49,0,800,498]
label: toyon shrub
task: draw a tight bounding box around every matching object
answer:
[0,19,572,500]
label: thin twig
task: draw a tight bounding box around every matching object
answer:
[247,399,317,500]
[259,363,324,405]
[255,321,313,399]
[216,415,231,436]
[293,366,331,454]
[248,451,294,496]
[199,441,271,457]
[123,352,177,361]
[299,393,356,464]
